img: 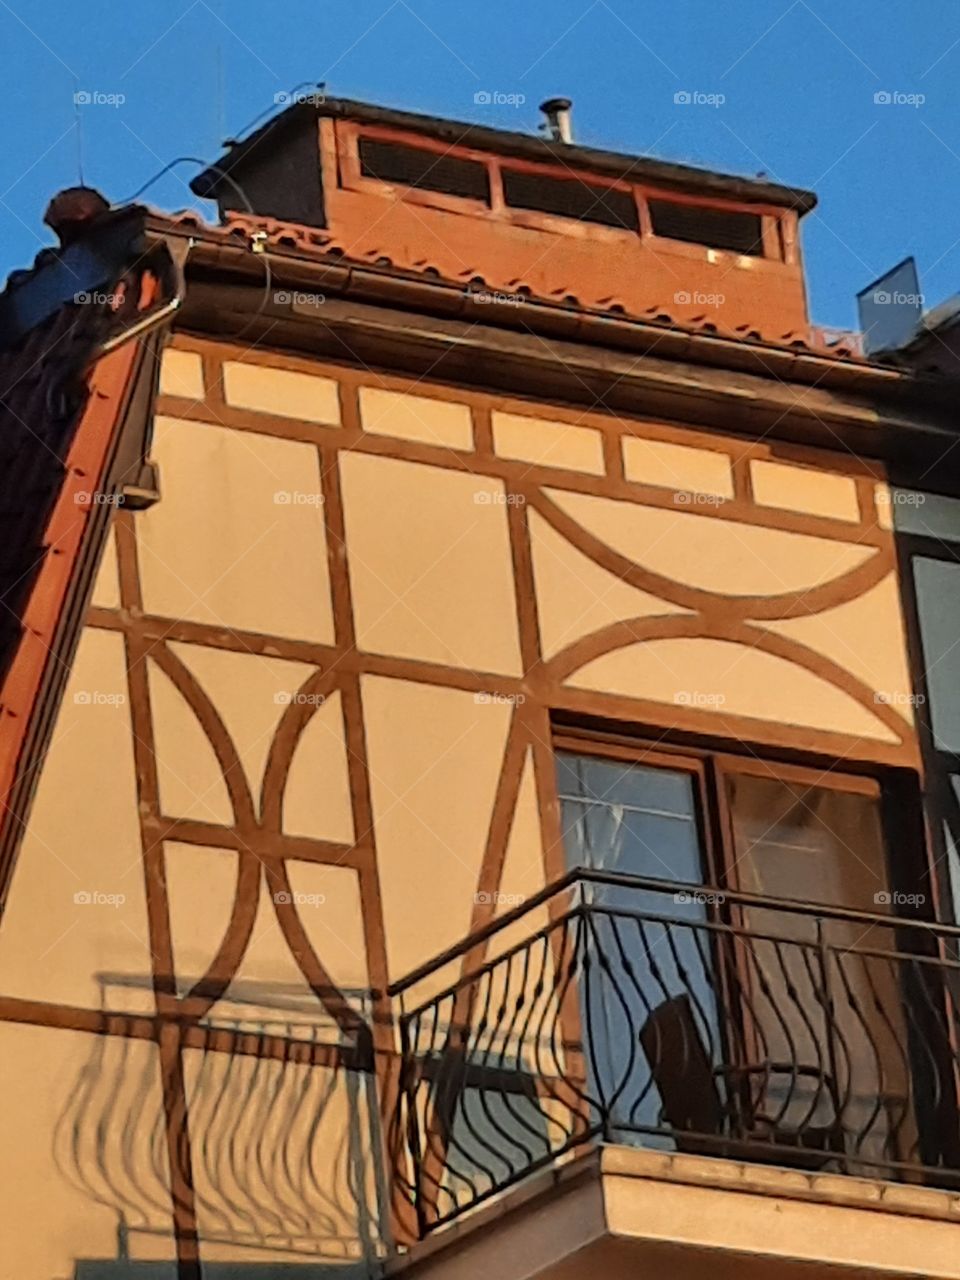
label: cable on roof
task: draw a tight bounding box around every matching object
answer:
[223,82,326,150]
[117,156,254,213]
[117,158,274,336]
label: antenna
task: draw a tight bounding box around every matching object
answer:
[73,77,85,186]
[215,43,225,155]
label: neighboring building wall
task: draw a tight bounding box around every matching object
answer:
[0,334,921,1275]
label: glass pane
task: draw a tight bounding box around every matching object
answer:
[913,556,960,753]
[892,489,960,542]
[556,751,702,884]
[724,772,887,911]
[724,771,906,1170]
[555,750,716,1147]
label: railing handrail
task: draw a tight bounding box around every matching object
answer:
[388,866,956,998]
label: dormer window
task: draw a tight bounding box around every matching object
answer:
[501,169,639,231]
[648,199,764,256]
[357,137,491,204]
[345,127,780,261]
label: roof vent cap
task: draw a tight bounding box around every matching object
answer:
[540,97,573,143]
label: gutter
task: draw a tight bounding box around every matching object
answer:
[158,220,930,399]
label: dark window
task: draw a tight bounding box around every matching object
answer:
[502,169,639,230]
[358,137,491,202]
[648,199,764,256]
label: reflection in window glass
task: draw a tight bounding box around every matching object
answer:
[892,489,960,542]
[913,557,960,753]
[556,751,703,884]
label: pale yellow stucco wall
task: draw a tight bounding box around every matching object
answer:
[0,342,923,1276]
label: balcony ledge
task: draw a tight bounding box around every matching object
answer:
[389,1144,960,1280]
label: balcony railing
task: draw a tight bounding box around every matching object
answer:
[388,869,960,1236]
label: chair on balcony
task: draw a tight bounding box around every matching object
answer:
[639,994,844,1170]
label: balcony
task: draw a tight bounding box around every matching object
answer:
[53,873,960,1278]
[387,868,960,1253]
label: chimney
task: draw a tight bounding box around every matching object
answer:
[540,98,573,144]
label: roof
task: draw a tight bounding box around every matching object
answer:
[0,202,182,915]
[155,206,864,362]
[190,95,818,216]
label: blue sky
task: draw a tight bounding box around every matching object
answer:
[1,0,958,329]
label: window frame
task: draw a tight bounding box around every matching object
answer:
[336,121,791,260]
[552,727,899,908]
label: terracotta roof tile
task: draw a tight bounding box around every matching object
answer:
[153,206,867,362]
[0,208,180,911]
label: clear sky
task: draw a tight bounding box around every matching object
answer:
[1,0,957,330]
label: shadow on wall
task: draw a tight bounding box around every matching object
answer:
[55,979,387,1278]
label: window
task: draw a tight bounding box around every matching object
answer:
[554,737,894,911]
[502,169,639,230]
[648,198,764,255]
[891,487,960,923]
[357,136,491,203]
[554,736,911,1159]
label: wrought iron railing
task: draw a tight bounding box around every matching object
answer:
[388,869,960,1235]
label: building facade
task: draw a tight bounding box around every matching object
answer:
[2,98,960,1280]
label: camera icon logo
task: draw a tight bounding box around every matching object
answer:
[674,91,692,105]
[474,91,492,105]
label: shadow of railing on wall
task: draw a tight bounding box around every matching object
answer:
[54,982,388,1271]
